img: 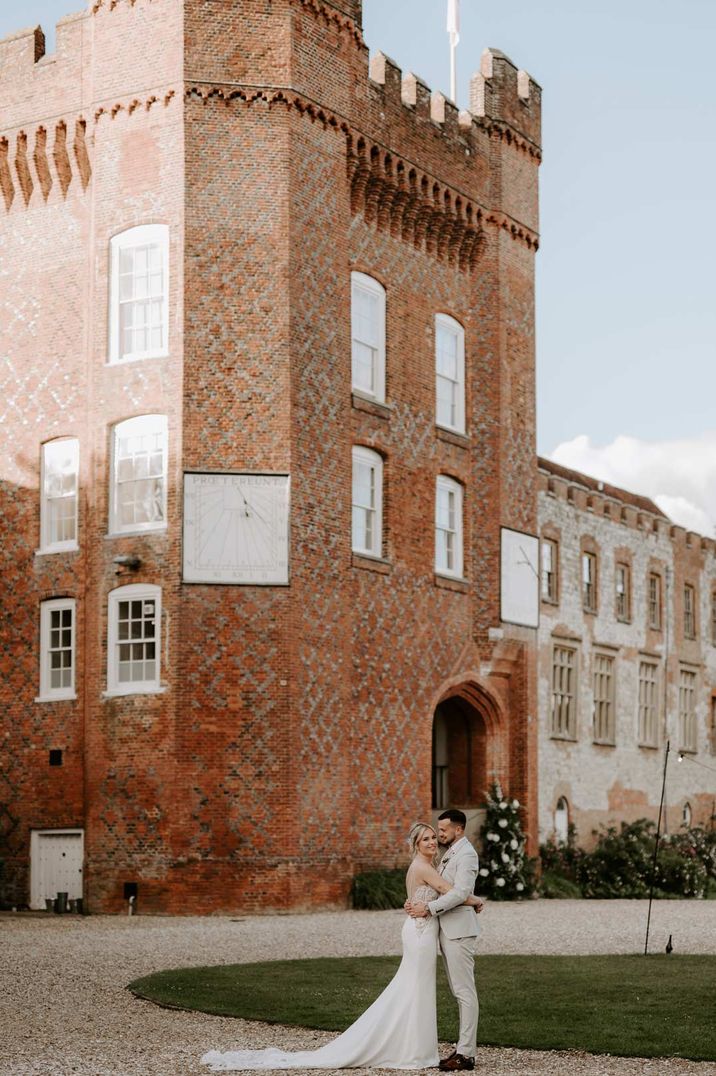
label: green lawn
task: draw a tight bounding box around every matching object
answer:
[129,955,716,1062]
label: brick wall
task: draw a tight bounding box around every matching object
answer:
[1,0,541,912]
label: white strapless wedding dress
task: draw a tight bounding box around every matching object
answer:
[201,885,440,1071]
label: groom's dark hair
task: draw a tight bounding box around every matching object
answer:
[438,809,467,829]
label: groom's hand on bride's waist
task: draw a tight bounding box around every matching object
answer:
[405,900,430,918]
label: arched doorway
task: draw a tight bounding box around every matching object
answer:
[431,693,490,844]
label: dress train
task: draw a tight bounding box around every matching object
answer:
[201,887,440,1071]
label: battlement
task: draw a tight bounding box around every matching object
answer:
[366,47,541,155]
[470,49,542,150]
[0,0,181,134]
[1,1,541,252]
[538,460,715,554]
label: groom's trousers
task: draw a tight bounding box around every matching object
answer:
[440,934,479,1057]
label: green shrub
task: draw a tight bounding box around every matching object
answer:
[668,826,716,882]
[539,823,583,887]
[577,819,655,898]
[576,819,711,899]
[539,869,582,899]
[351,869,406,910]
[539,820,716,900]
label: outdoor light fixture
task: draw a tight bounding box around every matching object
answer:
[112,554,141,570]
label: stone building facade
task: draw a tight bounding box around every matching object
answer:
[0,0,542,913]
[538,458,716,846]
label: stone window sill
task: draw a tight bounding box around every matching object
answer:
[434,573,469,593]
[102,686,167,699]
[352,393,392,419]
[35,694,77,703]
[436,426,470,448]
[352,553,391,574]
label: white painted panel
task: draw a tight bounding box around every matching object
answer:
[30,830,84,909]
[500,528,540,628]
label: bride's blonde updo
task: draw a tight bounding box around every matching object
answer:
[407,821,437,859]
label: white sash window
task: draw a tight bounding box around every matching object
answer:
[107,584,162,695]
[351,273,386,402]
[40,439,79,552]
[352,446,383,557]
[435,475,463,578]
[435,314,465,433]
[38,599,76,700]
[109,224,169,363]
[110,415,168,534]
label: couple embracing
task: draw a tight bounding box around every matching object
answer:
[202,809,484,1071]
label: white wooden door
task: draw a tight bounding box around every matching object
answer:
[30,830,84,909]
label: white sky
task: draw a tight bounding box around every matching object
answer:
[3,0,716,530]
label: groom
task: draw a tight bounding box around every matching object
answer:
[406,809,482,1071]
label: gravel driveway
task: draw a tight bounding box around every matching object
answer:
[2,899,715,1076]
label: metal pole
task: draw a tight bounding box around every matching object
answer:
[450,43,457,103]
[644,739,670,955]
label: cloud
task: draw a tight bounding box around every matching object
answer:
[549,432,716,537]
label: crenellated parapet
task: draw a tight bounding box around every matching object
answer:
[357,49,541,253]
[470,48,541,152]
[538,458,716,555]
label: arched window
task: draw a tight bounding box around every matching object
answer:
[554,797,569,844]
[351,272,386,402]
[352,446,383,557]
[109,415,168,534]
[435,475,463,578]
[109,224,169,363]
[682,802,692,828]
[107,584,162,695]
[40,438,79,552]
[435,313,465,433]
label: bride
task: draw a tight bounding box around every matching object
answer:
[201,822,482,1071]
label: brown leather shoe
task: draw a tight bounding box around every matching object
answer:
[439,1054,475,1071]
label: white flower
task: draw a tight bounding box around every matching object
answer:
[498,819,508,828]
[501,853,510,864]
[491,861,498,871]
[487,832,498,842]
[512,799,520,808]
[496,877,506,887]
[516,882,524,892]
[499,801,508,810]
[479,868,489,876]
[510,839,518,850]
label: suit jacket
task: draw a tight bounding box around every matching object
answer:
[427,836,480,940]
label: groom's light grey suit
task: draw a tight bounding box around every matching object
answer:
[427,836,480,1058]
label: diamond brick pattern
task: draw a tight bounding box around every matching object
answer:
[1,0,540,912]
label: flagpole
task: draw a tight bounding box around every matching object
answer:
[447,0,460,104]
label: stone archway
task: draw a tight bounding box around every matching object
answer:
[431,680,503,846]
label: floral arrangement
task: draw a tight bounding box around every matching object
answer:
[478,781,535,900]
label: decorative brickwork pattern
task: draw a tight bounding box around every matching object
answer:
[1,0,540,913]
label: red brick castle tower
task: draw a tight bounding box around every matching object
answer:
[0,0,541,912]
